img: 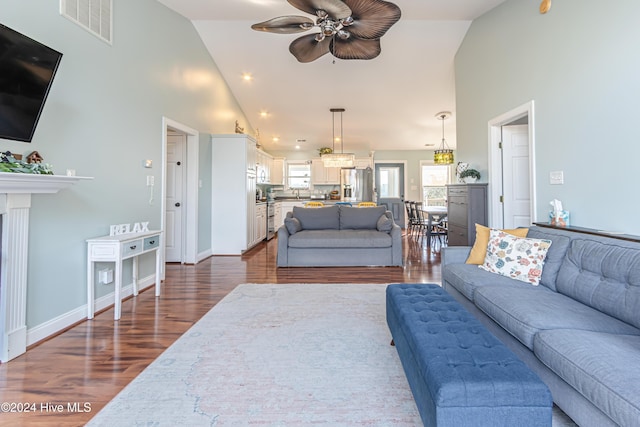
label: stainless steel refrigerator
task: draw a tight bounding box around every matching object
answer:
[340,167,374,202]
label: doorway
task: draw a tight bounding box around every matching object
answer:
[488,101,536,228]
[161,117,199,268]
[374,162,406,228]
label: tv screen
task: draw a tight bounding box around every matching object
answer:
[0,23,62,142]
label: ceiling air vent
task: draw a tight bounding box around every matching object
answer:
[60,0,112,44]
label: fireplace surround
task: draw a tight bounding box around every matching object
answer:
[0,173,89,362]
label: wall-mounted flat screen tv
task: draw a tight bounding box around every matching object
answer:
[0,23,62,142]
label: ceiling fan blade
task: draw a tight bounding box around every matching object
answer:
[251,16,315,34]
[342,0,401,39]
[289,34,331,63]
[288,0,352,19]
[331,37,381,60]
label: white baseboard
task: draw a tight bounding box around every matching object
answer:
[197,249,212,263]
[26,274,156,346]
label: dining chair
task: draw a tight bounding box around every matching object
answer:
[304,201,325,208]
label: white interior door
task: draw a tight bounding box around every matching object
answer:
[165,133,185,262]
[502,125,531,228]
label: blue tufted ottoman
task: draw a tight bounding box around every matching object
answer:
[386,284,552,427]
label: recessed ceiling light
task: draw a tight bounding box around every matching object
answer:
[260,111,268,118]
[272,137,279,142]
[295,145,301,150]
[242,73,253,81]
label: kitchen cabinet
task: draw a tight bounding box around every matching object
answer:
[211,134,259,254]
[354,158,373,169]
[271,157,285,186]
[254,204,267,244]
[256,149,273,184]
[274,203,282,231]
[277,201,306,228]
[311,158,340,185]
[446,183,488,246]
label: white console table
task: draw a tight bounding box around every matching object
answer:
[87,230,162,320]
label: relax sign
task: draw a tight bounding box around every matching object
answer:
[109,221,150,236]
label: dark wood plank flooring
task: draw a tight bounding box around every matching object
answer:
[0,234,441,426]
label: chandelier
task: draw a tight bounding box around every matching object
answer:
[322,108,355,167]
[434,111,454,165]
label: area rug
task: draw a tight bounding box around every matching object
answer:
[87,283,576,427]
[87,284,422,426]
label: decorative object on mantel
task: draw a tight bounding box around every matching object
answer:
[0,151,53,174]
[540,0,551,14]
[251,0,401,63]
[433,111,454,165]
[234,120,244,134]
[456,162,469,183]
[321,108,354,167]
[459,168,480,183]
[26,151,43,163]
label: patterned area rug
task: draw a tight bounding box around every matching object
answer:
[87,284,422,426]
[88,283,576,426]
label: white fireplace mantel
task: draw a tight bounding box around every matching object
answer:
[0,172,92,362]
[0,172,91,193]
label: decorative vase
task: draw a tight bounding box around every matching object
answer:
[456,162,469,183]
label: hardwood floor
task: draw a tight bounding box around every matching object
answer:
[0,234,441,426]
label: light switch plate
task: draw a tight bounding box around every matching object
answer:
[550,171,564,185]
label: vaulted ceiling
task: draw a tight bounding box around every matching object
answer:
[156,0,507,153]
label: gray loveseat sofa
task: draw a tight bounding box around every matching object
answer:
[276,205,402,267]
[442,225,640,427]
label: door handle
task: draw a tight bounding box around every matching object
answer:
[175,202,181,207]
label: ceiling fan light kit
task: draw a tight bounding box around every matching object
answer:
[434,111,454,165]
[252,0,401,63]
[322,107,355,168]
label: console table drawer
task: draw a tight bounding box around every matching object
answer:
[144,236,159,250]
[122,239,143,258]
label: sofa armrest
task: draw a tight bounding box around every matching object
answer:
[276,225,290,267]
[390,223,403,266]
[442,246,472,266]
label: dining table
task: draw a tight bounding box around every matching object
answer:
[421,205,448,247]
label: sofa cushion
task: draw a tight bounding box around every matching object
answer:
[284,217,302,235]
[466,224,529,265]
[474,286,640,350]
[339,206,386,230]
[556,238,640,330]
[288,230,392,248]
[376,213,394,233]
[292,205,339,230]
[442,263,527,302]
[526,226,572,291]
[534,329,640,427]
[479,230,551,285]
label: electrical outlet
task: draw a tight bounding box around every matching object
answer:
[146,175,155,186]
[98,268,113,285]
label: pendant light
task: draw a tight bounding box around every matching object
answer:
[321,108,355,167]
[434,111,454,165]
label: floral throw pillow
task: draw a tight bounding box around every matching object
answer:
[479,229,552,285]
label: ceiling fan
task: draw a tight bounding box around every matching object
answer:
[251,0,401,63]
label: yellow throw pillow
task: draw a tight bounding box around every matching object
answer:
[465,224,529,264]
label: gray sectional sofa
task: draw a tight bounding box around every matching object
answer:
[276,205,402,267]
[442,225,640,427]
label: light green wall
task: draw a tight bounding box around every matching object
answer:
[0,0,249,328]
[455,0,640,233]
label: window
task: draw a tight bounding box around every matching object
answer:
[286,162,310,189]
[378,166,401,198]
[421,163,451,207]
